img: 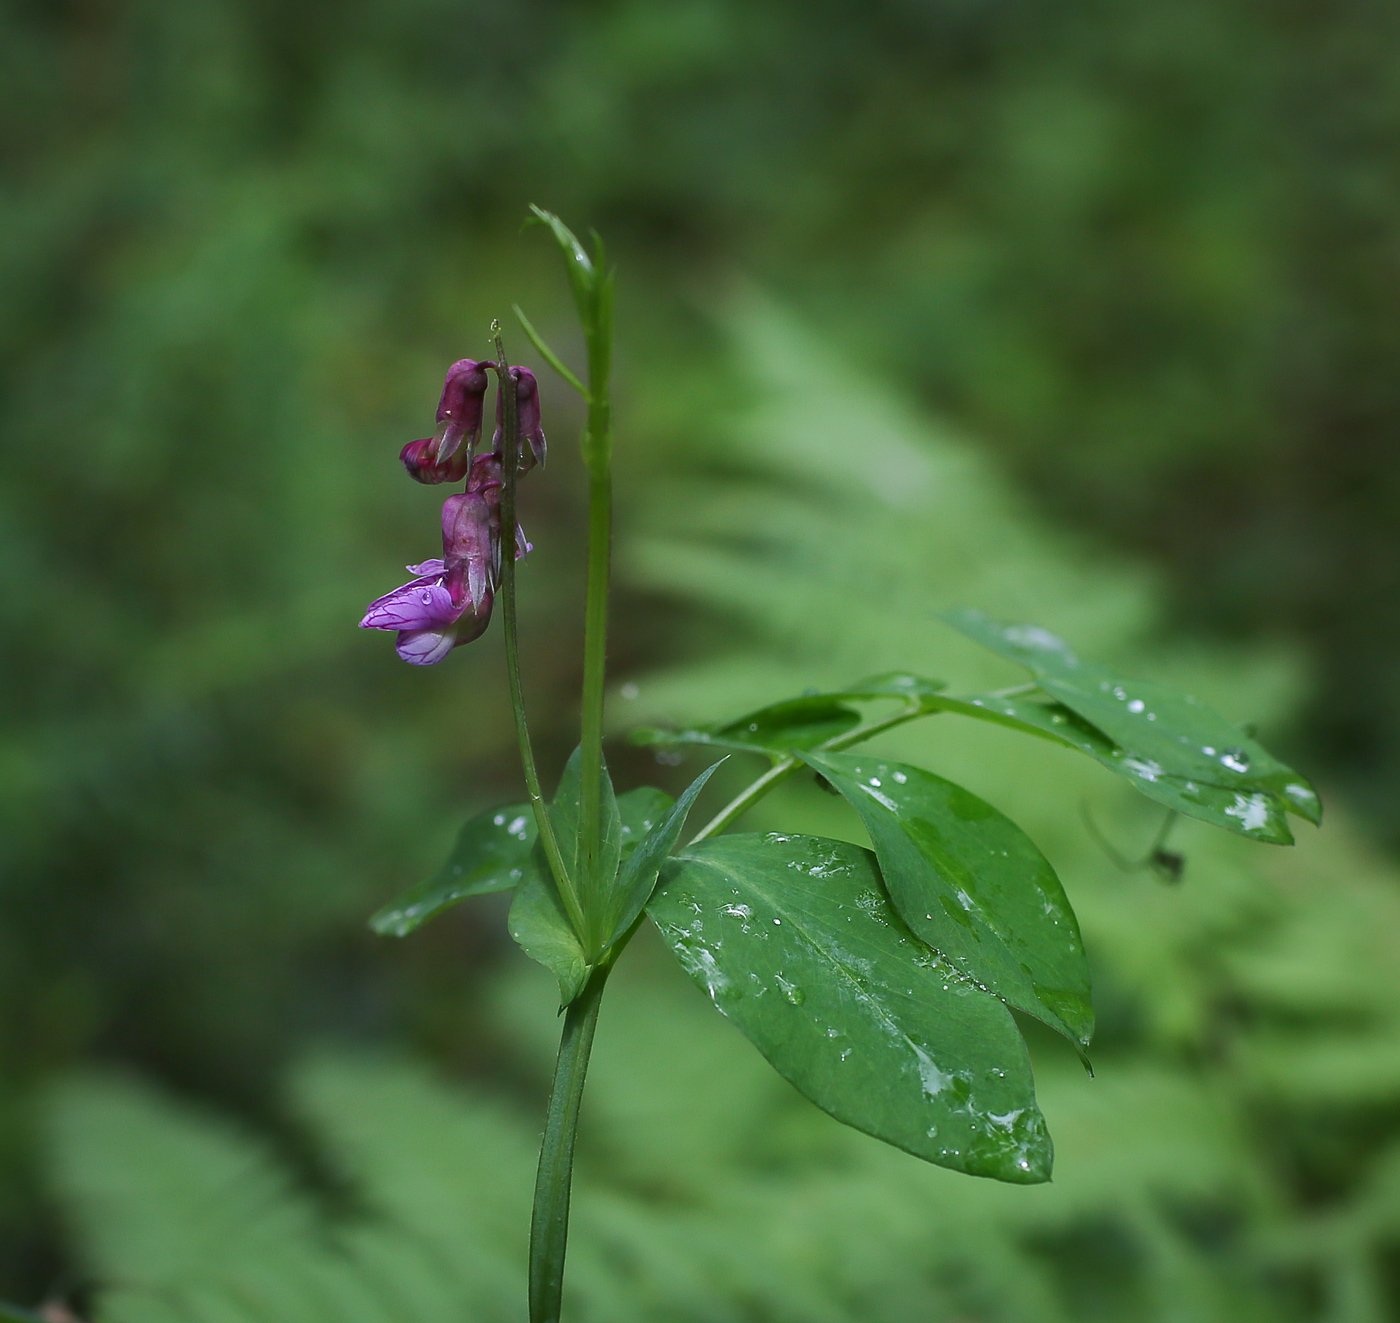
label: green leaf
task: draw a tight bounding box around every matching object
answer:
[925,690,1298,845]
[510,751,598,1004]
[617,786,674,860]
[513,303,588,398]
[840,672,947,701]
[943,610,1320,841]
[632,695,865,757]
[370,803,536,937]
[527,205,595,322]
[602,762,724,950]
[803,751,1093,1049]
[508,868,589,1008]
[630,674,946,759]
[649,833,1052,1183]
[504,771,674,1003]
[545,745,621,887]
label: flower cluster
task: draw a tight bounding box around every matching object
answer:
[361,362,543,664]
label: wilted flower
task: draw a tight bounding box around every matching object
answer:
[400,359,491,484]
[493,365,548,472]
[360,456,530,664]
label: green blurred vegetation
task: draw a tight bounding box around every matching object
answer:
[4,0,1400,1316]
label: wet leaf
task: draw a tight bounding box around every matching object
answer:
[943,609,1320,841]
[370,803,536,937]
[617,786,675,860]
[602,762,724,950]
[630,675,945,759]
[649,832,1052,1183]
[803,751,1092,1049]
[633,694,862,757]
[840,672,947,701]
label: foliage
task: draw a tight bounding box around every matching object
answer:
[37,305,1400,1320]
[5,0,1400,1301]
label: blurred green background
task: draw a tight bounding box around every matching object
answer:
[6,0,1400,1318]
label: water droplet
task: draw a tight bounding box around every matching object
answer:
[775,974,805,1005]
[1220,748,1250,773]
[1127,698,1145,713]
[773,918,782,925]
[620,682,640,700]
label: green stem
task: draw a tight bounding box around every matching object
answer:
[529,965,609,1323]
[689,702,923,843]
[492,327,583,934]
[688,681,1047,844]
[575,338,613,950]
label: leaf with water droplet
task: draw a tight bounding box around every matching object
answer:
[631,694,863,757]
[803,751,1093,1050]
[942,609,1319,842]
[629,675,947,759]
[649,832,1052,1183]
[370,802,537,937]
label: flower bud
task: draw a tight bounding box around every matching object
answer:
[400,359,491,484]
[492,366,548,473]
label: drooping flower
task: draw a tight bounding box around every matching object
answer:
[492,365,548,473]
[360,459,530,664]
[400,359,492,484]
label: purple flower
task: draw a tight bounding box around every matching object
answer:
[360,461,531,665]
[400,359,492,484]
[493,366,548,472]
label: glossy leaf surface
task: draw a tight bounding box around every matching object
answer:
[509,753,595,1003]
[617,786,674,859]
[602,762,723,950]
[508,868,589,1007]
[629,674,945,758]
[632,695,862,757]
[804,751,1092,1048]
[923,692,1292,843]
[840,672,947,701]
[944,609,1320,842]
[649,833,1052,1183]
[370,803,535,937]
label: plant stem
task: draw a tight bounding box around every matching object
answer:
[529,965,609,1323]
[575,325,613,949]
[687,681,1049,844]
[689,702,923,843]
[493,327,583,934]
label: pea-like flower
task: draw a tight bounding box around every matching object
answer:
[360,456,530,664]
[493,365,548,472]
[400,359,492,484]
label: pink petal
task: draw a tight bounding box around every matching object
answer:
[395,627,458,665]
[405,559,445,576]
[360,576,461,631]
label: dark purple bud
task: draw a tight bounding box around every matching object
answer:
[400,359,492,484]
[492,366,547,473]
[400,436,470,484]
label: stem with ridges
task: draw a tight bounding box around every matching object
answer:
[492,326,582,934]
[575,303,613,952]
[529,964,609,1323]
